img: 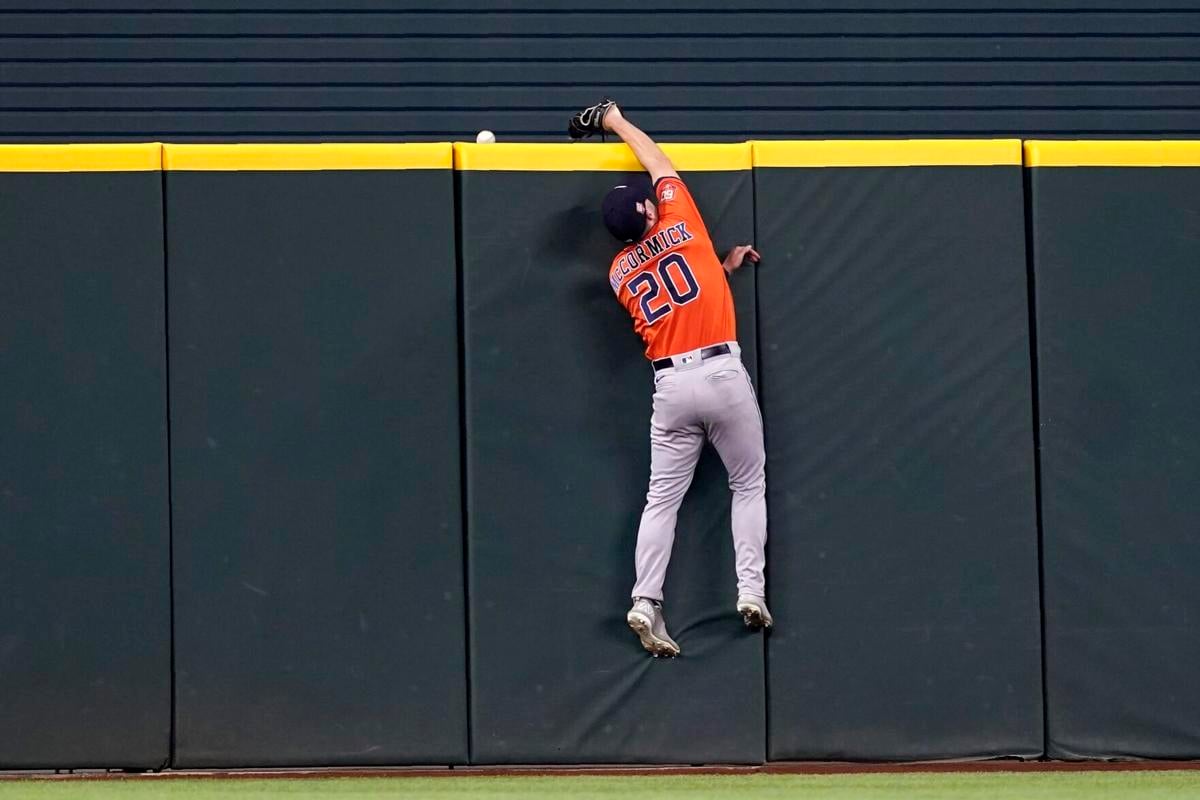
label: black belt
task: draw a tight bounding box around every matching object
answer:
[652,343,732,372]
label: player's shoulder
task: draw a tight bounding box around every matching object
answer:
[655,175,699,218]
[655,174,688,202]
[654,174,705,235]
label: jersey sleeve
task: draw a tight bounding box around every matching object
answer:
[654,176,708,235]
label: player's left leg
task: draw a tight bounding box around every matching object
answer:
[700,357,770,625]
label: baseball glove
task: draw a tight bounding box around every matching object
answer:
[568,97,616,140]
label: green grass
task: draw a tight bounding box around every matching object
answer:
[2,772,1200,800]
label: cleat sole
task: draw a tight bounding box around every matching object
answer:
[627,611,680,658]
[737,604,773,631]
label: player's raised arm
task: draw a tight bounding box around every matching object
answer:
[602,105,679,183]
[568,99,678,183]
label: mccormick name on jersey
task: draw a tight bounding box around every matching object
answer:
[609,221,695,294]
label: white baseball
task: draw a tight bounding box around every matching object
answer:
[476,130,496,144]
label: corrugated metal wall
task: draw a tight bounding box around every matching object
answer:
[2,0,1199,141]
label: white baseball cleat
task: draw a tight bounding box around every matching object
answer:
[737,595,774,630]
[627,597,681,658]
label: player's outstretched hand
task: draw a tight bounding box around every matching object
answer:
[567,98,618,140]
[723,245,761,274]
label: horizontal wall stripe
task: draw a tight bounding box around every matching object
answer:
[4,12,1200,36]
[1025,139,1200,166]
[0,142,160,171]
[3,139,1196,172]
[3,63,1200,87]
[4,86,1200,112]
[753,139,1021,167]
[453,142,750,172]
[162,141,450,170]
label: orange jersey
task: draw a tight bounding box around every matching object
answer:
[608,176,736,360]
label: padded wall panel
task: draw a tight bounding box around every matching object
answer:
[1029,141,1200,759]
[166,144,466,767]
[461,144,764,764]
[754,141,1043,760]
[0,145,170,768]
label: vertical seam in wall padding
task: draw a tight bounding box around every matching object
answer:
[453,168,472,766]
[750,162,770,764]
[159,146,177,770]
[1021,155,1050,758]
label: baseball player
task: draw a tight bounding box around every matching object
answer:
[568,99,772,658]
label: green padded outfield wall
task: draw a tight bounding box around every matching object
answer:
[0,145,170,768]
[753,141,1043,760]
[165,144,466,767]
[459,143,764,764]
[1028,141,1200,759]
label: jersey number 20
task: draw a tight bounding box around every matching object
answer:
[628,253,701,325]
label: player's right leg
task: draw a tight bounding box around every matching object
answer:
[630,420,704,602]
[628,369,700,599]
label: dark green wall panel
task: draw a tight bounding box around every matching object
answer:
[0,169,170,768]
[167,167,466,767]
[463,167,764,764]
[1032,165,1200,759]
[755,163,1043,760]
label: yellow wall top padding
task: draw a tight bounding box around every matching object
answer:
[453,142,751,172]
[752,140,1022,168]
[163,143,452,171]
[1025,140,1200,168]
[0,144,162,172]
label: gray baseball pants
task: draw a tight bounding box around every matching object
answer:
[630,341,768,602]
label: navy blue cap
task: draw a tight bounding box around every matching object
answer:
[602,182,652,244]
